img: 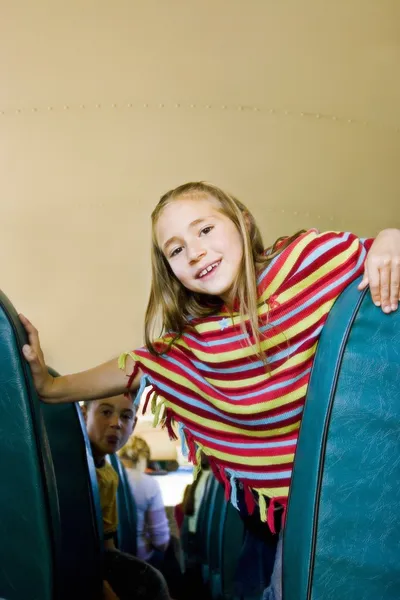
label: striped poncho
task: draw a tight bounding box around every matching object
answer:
[121,230,372,530]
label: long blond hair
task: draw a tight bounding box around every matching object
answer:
[145,182,304,359]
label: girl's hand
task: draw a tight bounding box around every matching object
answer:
[19,314,55,397]
[358,228,400,313]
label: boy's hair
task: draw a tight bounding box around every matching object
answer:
[118,436,151,466]
[82,396,136,411]
[145,181,304,360]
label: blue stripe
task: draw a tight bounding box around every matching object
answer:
[295,232,351,273]
[162,353,311,400]
[193,429,298,450]
[141,376,304,426]
[218,468,292,481]
[260,249,366,330]
[184,330,248,347]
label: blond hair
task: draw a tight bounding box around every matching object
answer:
[145,181,304,361]
[119,436,150,466]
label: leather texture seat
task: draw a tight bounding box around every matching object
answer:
[284,279,400,599]
[41,383,103,599]
[0,290,59,600]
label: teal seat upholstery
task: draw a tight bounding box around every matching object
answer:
[284,280,400,599]
[41,391,103,599]
[201,476,220,585]
[181,472,215,572]
[208,482,226,598]
[219,501,245,600]
[0,290,60,600]
[108,453,138,556]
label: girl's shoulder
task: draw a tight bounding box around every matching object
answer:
[258,229,364,298]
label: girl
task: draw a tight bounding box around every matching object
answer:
[20,182,400,599]
[118,436,170,564]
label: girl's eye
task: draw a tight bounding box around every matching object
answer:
[121,413,133,421]
[170,246,183,258]
[200,226,213,236]
[102,410,112,417]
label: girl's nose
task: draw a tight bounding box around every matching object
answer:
[188,246,206,264]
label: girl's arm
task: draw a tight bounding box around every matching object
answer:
[358,228,400,313]
[19,314,142,404]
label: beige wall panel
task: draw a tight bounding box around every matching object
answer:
[1,1,399,375]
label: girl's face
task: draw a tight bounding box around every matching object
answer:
[156,195,243,302]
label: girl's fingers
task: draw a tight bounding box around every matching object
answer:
[367,262,381,307]
[390,262,400,310]
[357,270,369,291]
[379,262,391,313]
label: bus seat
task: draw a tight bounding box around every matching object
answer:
[0,290,60,600]
[284,279,400,600]
[108,453,138,556]
[41,390,103,599]
[219,501,245,600]
[181,470,214,571]
[200,476,220,585]
[208,481,226,598]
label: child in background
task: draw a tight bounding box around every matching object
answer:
[81,394,170,600]
[21,182,400,599]
[119,436,170,564]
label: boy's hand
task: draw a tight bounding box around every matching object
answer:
[358,228,400,313]
[103,580,120,600]
[19,314,55,398]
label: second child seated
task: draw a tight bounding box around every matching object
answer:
[119,436,170,565]
[81,394,171,600]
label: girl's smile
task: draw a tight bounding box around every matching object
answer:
[156,196,243,302]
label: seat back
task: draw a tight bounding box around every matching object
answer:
[208,481,226,598]
[41,395,103,599]
[200,476,219,584]
[284,280,400,599]
[0,291,60,600]
[219,501,245,600]
[108,453,138,555]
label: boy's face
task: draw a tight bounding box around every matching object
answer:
[82,394,137,460]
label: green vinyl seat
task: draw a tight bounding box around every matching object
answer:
[0,290,59,600]
[284,279,400,599]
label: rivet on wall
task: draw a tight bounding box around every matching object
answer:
[1,102,398,134]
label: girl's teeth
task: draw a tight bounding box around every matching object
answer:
[200,262,219,278]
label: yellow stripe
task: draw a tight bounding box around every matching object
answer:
[201,447,295,466]
[259,230,320,303]
[160,400,301,437]
[135,354,307,414]
[278,238,360,304]
[253,486,290,497]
